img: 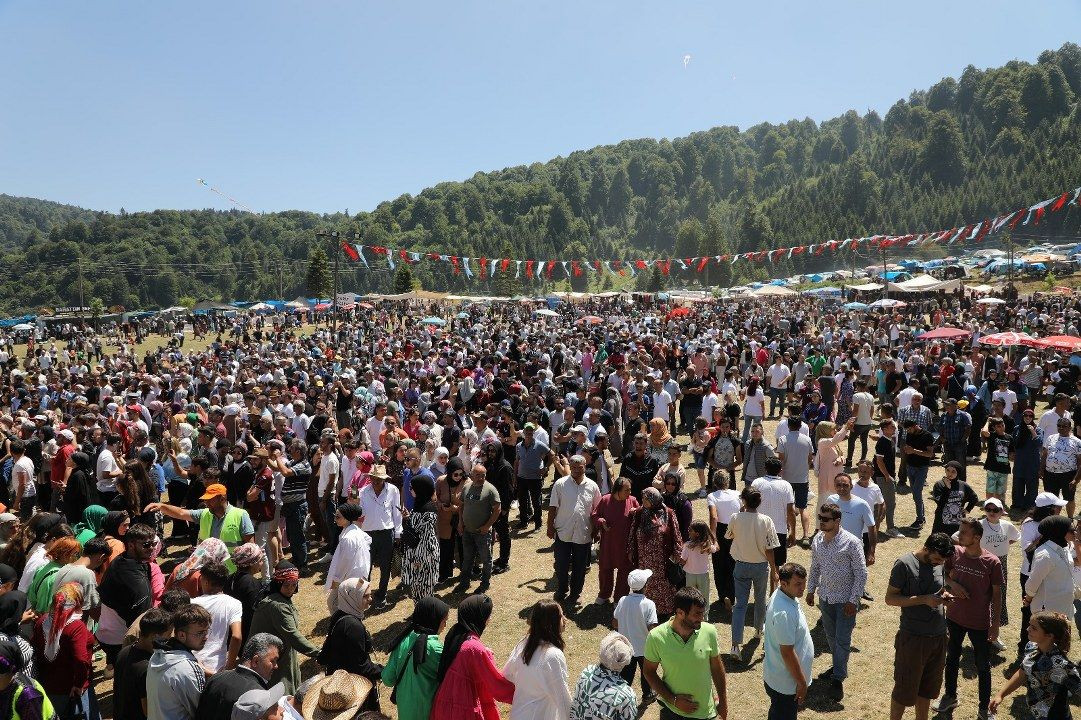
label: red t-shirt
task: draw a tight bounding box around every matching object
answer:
[50,442,75,488]
[944,545,1002,630]
[246,467,276,523]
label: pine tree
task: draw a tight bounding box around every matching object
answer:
[393,264,417,293]
[305,247,332,298]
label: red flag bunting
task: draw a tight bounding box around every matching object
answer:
[479,257,488,279]
[451,256,461,274]
[791,246,806,256]
[611,261,625,276]
[501,258,511,272]
[371,246,387,255]
[1008,210,1025,229]
[427,252,441,261]
[341,242,359,261]
[1052,192,1070,212]
[658,260,671,276]
[571,261,582,277]
[593,260,603,274]
[525,260,534,278]
[1033,207,1046,226]
[635,260,649,271]
[696,257,709,272]
[545,260,555,278]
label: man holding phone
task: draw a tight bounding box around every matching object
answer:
[885,532,955,720]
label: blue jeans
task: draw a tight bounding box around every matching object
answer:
[768,387,786,417]
[765,682,797,720]
[461,530,492,585]
[323,496,341,554]
[820,600,857,680]
[50,688,100,720]
[732,560,768,645]
[282,500,309,568]
[742,416,760,443]
[907,464,928,524]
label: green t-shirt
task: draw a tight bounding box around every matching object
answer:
[644,620,720,719]
[461,480,500,533]
[808,354,827,376]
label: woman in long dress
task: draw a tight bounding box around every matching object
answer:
[403,474,440,602]
[627,487,683,617]
[590,477,639,604]
[813,419,853,514]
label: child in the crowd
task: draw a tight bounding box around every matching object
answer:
[612,568,659,701]
[680,520,719,607]
[691,417,711,495]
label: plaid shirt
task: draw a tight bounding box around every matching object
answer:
[896,404,933,444]
[938,410,972,446]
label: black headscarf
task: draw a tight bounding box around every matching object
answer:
[412,474,437,514]
[102,511,128,539]
[28,513,62,547]
[444,457,465,488]
[387,596,449,671]
[71,452,92,474]
[1038,515,1074,547]
[435,594,493,684]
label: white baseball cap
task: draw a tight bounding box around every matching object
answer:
[628,568,653,591]
[1036,491,1069,508]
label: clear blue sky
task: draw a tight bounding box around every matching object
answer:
[1,0,1077,214]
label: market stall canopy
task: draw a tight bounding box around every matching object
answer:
[535,308,559,317]
[976,298,1006,305]
[891,274,963,293]
[191,300,236,312]
[918,327,971,341]
[841,302,869,310]
[752,285,798,297]
[870,298,907,308]
[848,282,885,292]
[981,331,1035,347]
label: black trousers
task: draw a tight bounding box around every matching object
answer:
[774,534,788,568]
[517,476,543,527]
[368,529,394,601]
[494,512,511,566]
[712,524,735,604]
[619,656,652,695]
[439,531,461,581]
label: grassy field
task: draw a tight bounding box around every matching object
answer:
[67,328,1032,719]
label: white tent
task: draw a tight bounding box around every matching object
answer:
[753,285,798,297]
[848,282,885,292]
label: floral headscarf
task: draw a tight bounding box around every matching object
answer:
[42,582,83,662]
[172,537,229,583]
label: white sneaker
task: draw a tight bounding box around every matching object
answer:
[729,644,741,658]
[316,553,332,564]
[886,529,902,538]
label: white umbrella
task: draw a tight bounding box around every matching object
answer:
[535,309,559,317]
[869,298,907,308]
[976,297,1007,305]
[11,323,33,331]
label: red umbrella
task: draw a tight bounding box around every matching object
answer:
[666,307,691,319]
[580,315,603,325]
[918,327,971,341]
[980,331,1035,347]
[1026,335,1081,352]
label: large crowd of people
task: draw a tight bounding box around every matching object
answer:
[3,285,1081,719]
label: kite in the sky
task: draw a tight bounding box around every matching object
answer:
[682,53,692,68]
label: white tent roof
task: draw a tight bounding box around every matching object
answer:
[848,282,885,292]
[753,285,798,297]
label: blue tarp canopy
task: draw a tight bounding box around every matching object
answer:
[0,315,36,328]
[806,274,824,283]
[263,300,286,310]
[898,260,922,269]
[769,279,787,286]
[878,271,908,280]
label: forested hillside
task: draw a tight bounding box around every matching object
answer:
[3,44,1081,313]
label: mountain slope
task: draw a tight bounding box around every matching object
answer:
[2,44,1081,313]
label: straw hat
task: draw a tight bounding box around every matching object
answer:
[301,670,373,720]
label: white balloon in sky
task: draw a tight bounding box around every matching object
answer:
[682,53,692,68]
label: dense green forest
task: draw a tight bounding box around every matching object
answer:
[3,44,1081,313]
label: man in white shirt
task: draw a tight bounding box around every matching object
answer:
[651,379,674,424]
[767,356,792,418]
[314,433,341,564]
[991,380,1018,417]
[547,454,601,606]
[848,380,877,466]
[325,503,372,606]
[751,456,796,567]
[290,401,311,439]
[96,433,124,506]
[192,562,242,673]
[896,378,920,412]
[1039,393,1072,439]
[364,403,388,456]
[357,465,402,609]
[9,440,36,520]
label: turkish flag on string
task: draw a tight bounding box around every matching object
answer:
[427,252,442,261]
[696,257,709,272]
[791,246,806,256]
[593,260,603,274]
[545,260,556,278]
[371,246,387,255]
[451,256,461,274]
[479,257,488,279]
[1033,207,1046,226]
[571,261,582,277]
[975,222,991,242]
[611,261,625,276]
[398,249,413,264]
[635,260,649,271]
[525,260,535,278]
[658,260,671,276]
[1052,192,1070,213]
[342,242,359,261]
[501,258,511,273]
[1008,209,1026,229]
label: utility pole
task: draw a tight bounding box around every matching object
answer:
[1006,232,1014,295]
[881,243,889,303]
[331,230,341,335]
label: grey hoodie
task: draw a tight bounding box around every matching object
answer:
[146,640,206,720]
